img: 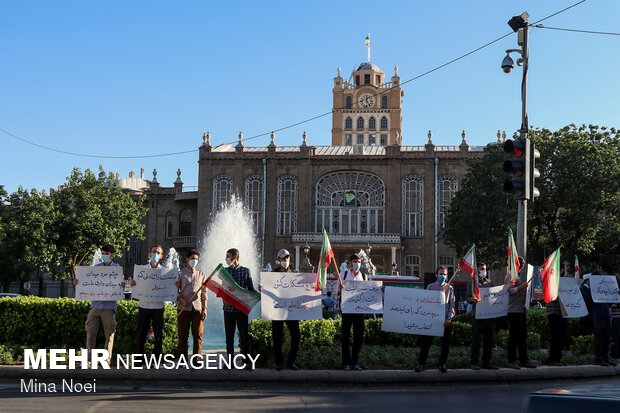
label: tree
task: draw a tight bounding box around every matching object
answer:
[5,167,148,285]
[444,124,620,274]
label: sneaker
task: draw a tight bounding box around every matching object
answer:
[521,360,537,369]
[439,364,447,373]
[508,361,520,369]
[353,364,363,371]
[415,364,424,372]
[287,363,299,370]
[481,363,499,370]
[343,365,351,371]
[470,364,481,370]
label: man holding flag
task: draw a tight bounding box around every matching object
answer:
[544,260,566,366]
[176,249,207,359]
[505,256,536,369]
[467,262,497,370]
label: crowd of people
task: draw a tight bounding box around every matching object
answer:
[73,245,619,372]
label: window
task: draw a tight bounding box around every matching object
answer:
[380,116,388,129]
[344,133,352,146]
[437,176,458,235]
[356,117,364,130]
[381,95,388,109]
[345,117,352,130]
[364,74,370,84]
[345,96,352,109]
[355,75,360,86]
[368,117,376,130]
[277,176,297,235]
[402,176,424,236]
[439,256,456,277]
[213,175,233,214]
[369,133,376,145]
[376,74,381,85]
[405,255,421,278]
[165,212,173,238]
[128,239,142,265]
[179,209,192,236]
[380,134,388,146]
[245,176,263,235]
[356,134,364,145]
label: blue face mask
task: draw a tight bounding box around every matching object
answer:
[101,254,110,263]
[352,262,361,272]
[437,275,446,283]
[150,252,160,263]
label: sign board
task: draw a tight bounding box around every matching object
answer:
[558,277,588,318]
[381,286,445,337]
[475,285,509,319]
[340,280,383,314]
[590,275,620,303]
[75,266,124,301]
[260,272,322,320]
[131,265,179,302]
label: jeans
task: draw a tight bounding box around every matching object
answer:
[341,314,365,366]
[224,311,249,356]
[419,324,452,366]
[177,309,203,357]
[137,307,165,355]
[471,318,494,365]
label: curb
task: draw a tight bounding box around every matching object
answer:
[2,365,619,385]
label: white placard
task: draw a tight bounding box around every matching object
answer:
[558,277,588,318]
[341,280,383,314]
[590,275,620,303]
[260,272,322,320]
[524,264,534,309]
[131,265,179,302]
[74,266,124,301]
[381,286,445,337]
[475,286,509,319]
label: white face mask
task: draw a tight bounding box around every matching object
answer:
[479,270,487,278]
[280,260,290,269]
[188,258,198,269]
[225,257,233,266]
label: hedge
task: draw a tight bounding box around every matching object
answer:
[0,296,178,356]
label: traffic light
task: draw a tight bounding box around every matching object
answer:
[503,138,528,199]
[529,141,540,200]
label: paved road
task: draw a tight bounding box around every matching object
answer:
[2,377,618,412]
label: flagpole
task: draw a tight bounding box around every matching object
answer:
[332,259,344,287]
[177,272,214,314]
[527,265,544,284]
[447,267,461,285]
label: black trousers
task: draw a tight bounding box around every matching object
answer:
[593,319,611,362]
[341,314,365,366]
[611,318,620,358]
[419,324,452,366]
[272,320,301,366]
[547,313,566,363]
[471,318,494,365]
[507,312,528,362]
[136,307,164,355]
[224,311,249,356]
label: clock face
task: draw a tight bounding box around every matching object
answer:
[360,95,374,108]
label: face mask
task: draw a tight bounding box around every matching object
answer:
[437,275,446,283]
[150,253,160,263]
[478,270,487,278]
[352,262,361,272]
[225,257,233,266]
[189,258,198,269]
[280,261,290,269]
[101,254,110,263]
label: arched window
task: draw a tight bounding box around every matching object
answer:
[345,117,352,130]
[277,175,298,235]
[245,176,263,235]
[165,211,173,238]
[179,209,192,236]
[380,116,388,129]
[212,175,233,214]
[356,117,364,130]
[402,176,424,236]
[437,176,458,235]
[315,172,385,234]
[368,117,376,130]
[345,96,352,109]
[381,95,388,109]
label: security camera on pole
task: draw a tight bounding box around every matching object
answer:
[500,12,540,276]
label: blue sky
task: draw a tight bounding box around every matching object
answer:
[1,0,618,193]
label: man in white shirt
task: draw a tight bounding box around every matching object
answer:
[340,253,367,371]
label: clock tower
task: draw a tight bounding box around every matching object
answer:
[331,62,403,146]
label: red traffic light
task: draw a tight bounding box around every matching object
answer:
[504,139,526,157]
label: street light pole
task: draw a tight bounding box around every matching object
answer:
[517,22,530,274]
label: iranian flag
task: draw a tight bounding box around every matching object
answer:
[508,228,520,284]
[365,34,370,46]
[204,264,261,315]
[540,247,561,303]
[574,255,580,279]
[315,229,335,292]
[459,245,479,300]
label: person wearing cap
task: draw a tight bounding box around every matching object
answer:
[340,253,368,371]
[581,272,617,366]
[72,244,121,365]
[270,249,301,370]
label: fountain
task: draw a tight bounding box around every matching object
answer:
[357,249,373,276]
[198,196,262,350]
[91,249,102,266]
[163,247,180,270]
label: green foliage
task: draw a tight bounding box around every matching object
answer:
[526,308,549,348]
[0,344,13,364]
[0,296,177,361]
[527,332,541,350]
[570,335,594,356]
[450,321,472,346]
[496,329,509,348]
